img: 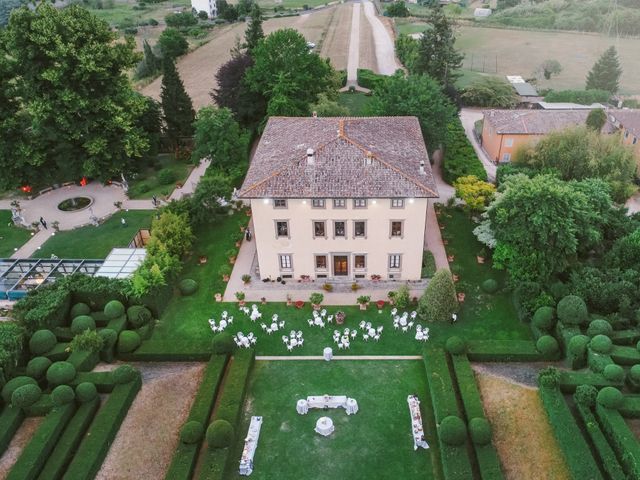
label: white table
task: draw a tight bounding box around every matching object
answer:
[315,417,334,436]
[239,416,263,476]
[407,395,429,450]
[297,395,358,415]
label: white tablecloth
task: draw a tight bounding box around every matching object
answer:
[407,396,429,450]
[239,416,263,476]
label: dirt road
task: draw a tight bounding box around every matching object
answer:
[362,0,400,75]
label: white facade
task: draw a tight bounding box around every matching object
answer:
[250,197,428,281]
[191,0,217,18]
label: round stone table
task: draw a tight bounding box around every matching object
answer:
[315,417,334,437]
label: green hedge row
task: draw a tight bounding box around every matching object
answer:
[67,351,99,372]
[7,403,76,480]
[198,350,255,480]
[25,395,54,417]
[610,345,640,365]
[466,340,542,362]
[38,397,101,480]
[575,403,625,480]
[43,343,70,363]
[538,385,603,479]
[53,327,74,342]
[0,406,24,456]
[70,372,115,393]
[596,404,640,478]
[555,323,581,356]
[356,69,387,91]
[106,315,127,334]
[558,371,622,393]
[63,373,141,480]
[166,355,228,480]
[588,350,614,373]
[442,118,487,185]
[609,329,640,346]
[118,351,211,362]
[619,396,640,418]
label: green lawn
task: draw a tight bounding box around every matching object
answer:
[337,92,373,116]
[0,211,32,257]
[396,20,428,36]
[257,0,328,10]
[227,360,439,480]
[127,154,193,200]
[87,0,190,27]
[454,69,498,89]
[32,210,154,259]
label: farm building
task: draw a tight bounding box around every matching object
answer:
[191,0,217,18]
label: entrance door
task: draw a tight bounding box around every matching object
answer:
[333,255,348,277]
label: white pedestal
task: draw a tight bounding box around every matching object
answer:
[346,398,359,415]
[323,347,333,361]
[315,417,335,436]
[296,399,309,415]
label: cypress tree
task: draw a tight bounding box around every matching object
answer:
[244,4,264,53]
[160,59,195,148]
[586,46,622,94]
[417,269,458,322]
[136,40,161,79]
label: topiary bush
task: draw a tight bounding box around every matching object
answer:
[126,305,152,328]
[29,329,57,355]
[574,384,598,407]
[75,382,98,403]
[181,421,204,444]
[11,383,42,408]
[104,300,125,320]
[538,367,559,388]
[557,295,588,325]
[587,319,613,338]
[439,415,467,446]
[178,279,198,296]
[568,335,590,356]
[71,315,96,335]
[481,278,498,294]
[98,328,118,348]
[52,384,75,406]
[630,365,640,384]
[2,376,38,403]
[206,420,234,449]
[603,364,625,382]
[536,335,559,356]
[445,336,466,355]
[212,332,235,354]
[26,356,52,380]
[117,330,141,353]
[468,417,492,445]
[46,361,77,387]
[112,364,138,384]
[70,302,91,319]
[590,334,613,354]
[532,306,555,331]
[597,386,623,409]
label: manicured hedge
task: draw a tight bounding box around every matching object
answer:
[106,314,128,335]
[0,406,24,456]
[466,340,542,362]
[64,373,141,480]
[610,345,640,365]
[442,118,487,184]
[619,396,640,418]
[538,384,603,479]
[609,329,640,345]
[67,350,99,372]
[117,351,211,362]
[596,404,640,478]
[70,371,116,393]
[43,343,70,362]
[25,395,54,417]
[38,397,101,480]
[588,350,614,373]
[558,371,622,393]
[356,69,387,91]
[6,403,76,480]
[52,327,74,342]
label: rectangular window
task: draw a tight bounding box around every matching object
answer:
[279,254,292,269]
[390,221,403,237]
[354,221,366,238]
[334,221,346,237]
[312,199,325,208]
[315,255,327,270]
[625,130,629,139]
[502,153,511,162]
[391,199,405,209]
[274,199,287,208]
[333,199,346,209]
[313,221,326,238]
[353,198,367,209]
[389,254,401,269]
[633,137,638,145]
[276,221,289,238]
[505,138,514,147]
[354,255,366,269]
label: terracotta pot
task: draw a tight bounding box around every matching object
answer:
[312,304,321,311]
[223,275,230,282]
[214,293,222,302]
[359,303,368,311]
[238,300,246,307]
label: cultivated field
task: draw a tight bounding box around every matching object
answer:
[320,3,353,71]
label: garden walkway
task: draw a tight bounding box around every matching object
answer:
[362,0,400,75]
[255,355,422,360]
[459,108,497,182]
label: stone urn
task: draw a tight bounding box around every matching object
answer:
[335,311,346,325]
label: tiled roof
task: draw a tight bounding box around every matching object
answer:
[483,109,617,135]
[609,109,640,137]
[238,117,438,199]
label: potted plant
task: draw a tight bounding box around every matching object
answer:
[351,283,360,292]
[226,248,238,264]
[214,293,223,302]
[357,295,371,310]
[233,231,243,248]
[261,297,267,305]
[286,294,292,307]
[294,300,304,309]
[300,275,311,283]
[235,291,246,306]
[371,274,381,282]
[242,274,251,285]
[322,283,333,292]
[51,221,60,232]
[477,248,486,264]
[309,292,324,310]
[335,311,346,325]
[387,291,396,305]
[376,300,385,312]
[199,255,208,265]
[246,208,252,217]
[219,264,232,282]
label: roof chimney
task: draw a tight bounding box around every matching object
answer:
[365,151,373,166]
[419,160,425,174]
[307,148,315,165]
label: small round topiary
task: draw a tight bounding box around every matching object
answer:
[181,421,204,444]
[126,305,152,329]
[29,329,57,355]
[603,364,625,382]
[574,384,598,407]
[70,302,91,319]
[468,417,492,445]
[597,386,623,409]
[1,376,38,404]
[445,336,466,355]
[51,385,75,406]
[11,384,42,408]
[75,382,98,403]
[557,295,588,325]
[117,330,141,354]
[112,365,138,385]
[46,361,77,387]
[590,334,613,354]
[481,279,498,294]
[26,356,52,380]
[206,420,234,449]
[98,328,118,348]
[629,365,640,384]
[532,307,555,331]
[71,315,96,335]
[212,332,235,354]
[439,416,467,446]
[179,279,198,296]
[587,319,613,338]
[104,300,125,320]
[568,335,590,356]
[536,335,559,356]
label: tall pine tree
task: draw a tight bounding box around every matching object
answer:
[244,4,264,52]
[586,46,622,94]
[161,59,195,148]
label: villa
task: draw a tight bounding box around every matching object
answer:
[237,116,439,282]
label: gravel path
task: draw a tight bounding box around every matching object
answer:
[346,3,361,85]
[472,361,563,388]
[361,0,400,75]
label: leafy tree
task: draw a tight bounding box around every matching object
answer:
[395,34,419,72]
[586,46,622,94]
[536,59,562,80]
[190,172,234,224]
[218,0,238,21]
[165,11,197,27]
[161,59,195,148]
[586,108,606,132]
[136,40,161,79]
[197,10,209,20]
[151,211,194,258]
[137,96,163,161]
[413,6,464,87]
[418,269,458,322]
[454,175,496,213]
[385,1,410,17]
[461,77,519,107]
[365,73,456,152]
[237,0,254,16]
[544,89,611,104]
[309,93,350,117]
[606,229,640,272]
[0,0,21,27]
[159,28,189,60]
[244,3,264,51]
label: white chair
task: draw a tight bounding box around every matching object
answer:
[377,326,384,333]
[287,344,293,352]
[338,343,344,350]
[227,317,233,324]
[363,334,369,342]
[359,321,366,329]
[308,319,314,327]
[279,321,285,329]
[299,338,304,347]
[350,330,357,339]
[366,322,372,330]
[394,322,399,330]
[391,308,397,316]
[402,326,408,333]
[232,335,238,343]
[272,314,278,321]
[282,335,288,343]
[320,309,327,317]
[266,328,273,335]
[319,321,325,328]
[408,321,414,329]
[344,341,350,349]
[222,311,228,319]
[297,331,303,338]
[410,311,417,319]
[250,337,257,345]
[327,315,333,323]
[260,323,267,330]
[344,328,350,334]
[374,334,380,342]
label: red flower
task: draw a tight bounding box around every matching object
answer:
[376,300,385,309]
[294,301,304,309]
